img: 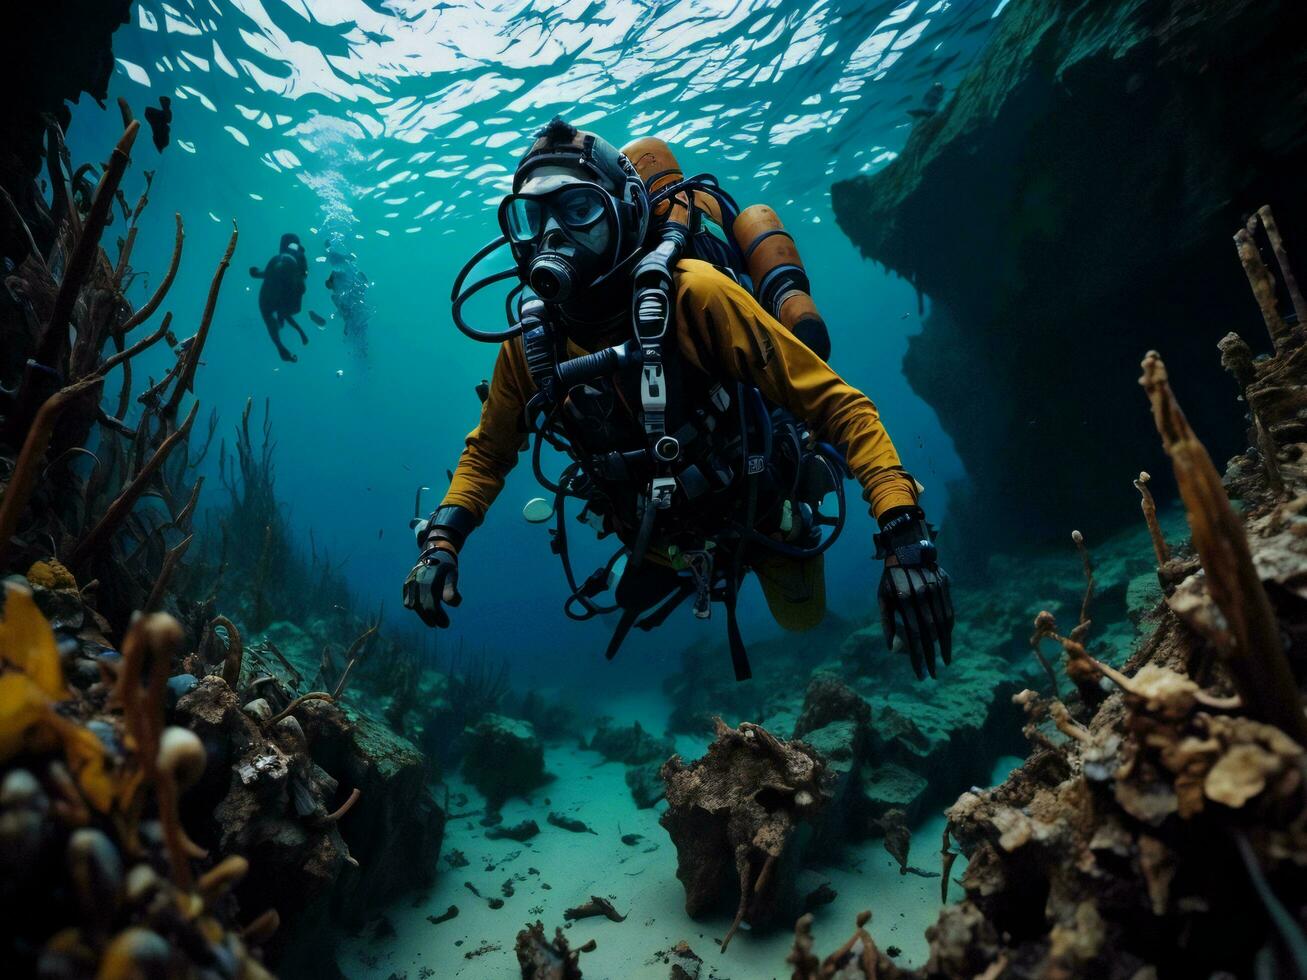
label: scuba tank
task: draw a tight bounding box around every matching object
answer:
[733,205,830,361]
[622,137,723,229]
[621,137,737,273]
[622,138,831,360]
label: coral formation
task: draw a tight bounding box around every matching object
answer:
[661,718,833,950]
[0,101,446,977]
[0,588,275,977]
[832,210,1307,979]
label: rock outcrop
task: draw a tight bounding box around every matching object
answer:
[660,719,834,949]
[0,1,132,283]
[463,713,549,807]
[831,0,1307,550]
[847,216,1307,978]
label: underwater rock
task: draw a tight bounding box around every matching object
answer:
[793,720,863,853]
[174,674,441,972]
[830,0,1305,549]
[660,718,834,948]
[587,717,674,766]
[297,699,443,924]
[547,812,597,835]
[792,673,872,747]
[860,762,929,826]
[515,920,594,979]
[624,759,666,809]
[463,713,548,807]
[487,819,540,842]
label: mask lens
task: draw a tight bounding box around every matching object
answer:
[555,186,607,230]
[502,197,543,243]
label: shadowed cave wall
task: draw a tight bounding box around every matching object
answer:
[832,0,1307,560]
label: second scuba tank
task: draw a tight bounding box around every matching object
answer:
[733,205,831,361]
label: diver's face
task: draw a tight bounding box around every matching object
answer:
[516,165,613,259]
[508,164,620,302]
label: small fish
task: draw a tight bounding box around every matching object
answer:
[143,96,172,151]
[336,369,344,377]
[309,310,327,327]
[378,528,384,540]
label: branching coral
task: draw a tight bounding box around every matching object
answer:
[1234,227,1290,351]
[1133,472,1170,566]
[787,910,882,979]
[1254,206,1307,325]
[4,122,141,443]
[1139,351,1307,742]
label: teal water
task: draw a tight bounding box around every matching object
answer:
[60,3,1028,974]
[68,0,999,691]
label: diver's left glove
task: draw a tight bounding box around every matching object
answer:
[874,505,954,680]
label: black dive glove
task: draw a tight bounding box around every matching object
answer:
[874,505,954,679]
[403,546,461,628]
[403,505,474,629]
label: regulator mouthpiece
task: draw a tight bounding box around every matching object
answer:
[528,252,577,303]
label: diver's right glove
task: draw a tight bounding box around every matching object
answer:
[403,544,461,628]
[402,504,475,629]
[874,505,954,680]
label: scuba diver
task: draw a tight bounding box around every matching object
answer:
[403,118,954,681]
[249,233,310,362]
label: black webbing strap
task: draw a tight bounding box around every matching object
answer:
[636,582,695,631]
[723,569,751,682]
[604,606,642,661]
[742,227,794,264]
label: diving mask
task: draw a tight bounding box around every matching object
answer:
[499,178,620,302]
[498,182,613,244]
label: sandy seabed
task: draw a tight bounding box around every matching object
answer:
[340,691,1018,979]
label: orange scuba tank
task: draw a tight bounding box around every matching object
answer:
[622,137,722,230]
[733,204,830,360]
[621,137,830,359]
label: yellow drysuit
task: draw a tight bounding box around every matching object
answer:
[440,259,918,629]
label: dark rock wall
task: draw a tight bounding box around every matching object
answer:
[0,1,132,262]
[832,0,1307,554]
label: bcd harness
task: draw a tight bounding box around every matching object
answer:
[451,159,848,681]
[514,193,849,682]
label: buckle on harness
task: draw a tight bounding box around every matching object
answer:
[640,359,667,437]
[651,476,676,510]
[683,549,714,620]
